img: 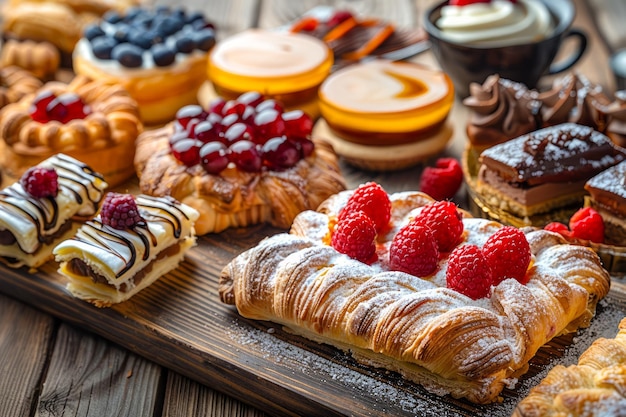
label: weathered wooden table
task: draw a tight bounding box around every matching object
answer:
[1,1,625,416]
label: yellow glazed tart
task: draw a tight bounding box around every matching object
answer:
[317,59,454,170]
[207,29,333,119]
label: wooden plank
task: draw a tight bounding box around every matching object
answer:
[0,294,55,417]
[35,323,163,417]
[163,372,268,417]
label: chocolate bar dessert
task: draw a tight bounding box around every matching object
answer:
[585,160,626,245]
[475,123,626,224]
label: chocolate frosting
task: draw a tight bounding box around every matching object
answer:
[479,123,626,186]
[463,74,541,148]
[538,73,610,129]
[593,90,626,146]
[464,73,616,149]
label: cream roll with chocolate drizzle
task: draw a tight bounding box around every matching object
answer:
[53,194,199,307]
[0,153,107,268]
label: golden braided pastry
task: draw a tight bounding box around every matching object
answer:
[1,0,139,54]
[0,75,142,187]
[0,40,60,79]
[513,318,626,416]
[134,125,347,235]
[0,65,42,109]
[219,190,610,404]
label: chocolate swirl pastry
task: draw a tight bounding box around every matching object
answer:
[53,194,199,307]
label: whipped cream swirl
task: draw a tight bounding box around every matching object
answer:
[436,0,553,47]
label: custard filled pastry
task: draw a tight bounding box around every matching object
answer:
[53,193,199,307]
[0,153,107,268]
[513,318,626,416]
[220,185,610,404]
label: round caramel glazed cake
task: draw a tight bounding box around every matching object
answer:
[73,6,216,125]
[0,75,142,187]
[208,29,333,119]
[316,59,455,170]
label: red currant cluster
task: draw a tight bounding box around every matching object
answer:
[169,92,315,174]
[29,90,91,124]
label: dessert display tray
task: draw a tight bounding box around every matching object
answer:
[1,223,626,417]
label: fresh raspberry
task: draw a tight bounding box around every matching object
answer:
[569,207,605,243]
[100,193,145,230]
[338,182,391,233]
[414,200,464,252]
[331,210,378,264]
[544,221,573,239]
[419,158,463,201]
[482,226,531,285]
[446,244,493,300]
[20,166,59,198]
[389,221,439,277]
[449,0,494,6]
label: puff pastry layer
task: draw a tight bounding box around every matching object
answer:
[513,318,626,416]
[219,190,610,404]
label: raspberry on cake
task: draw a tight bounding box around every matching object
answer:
[220,186,610,404]
[53,193,199,307]
[134,92,346,235]
[0,75,142,188]
[474,123,626,226]
[0,153,107,269]
[73,5,216,125]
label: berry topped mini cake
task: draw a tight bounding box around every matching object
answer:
[316,60,454,170]
[54,193,199,307]
[0,75,142,187]
[134,92,346,235]
[220,182,610,404]
[73,6,216,125]
[0,153,107,269]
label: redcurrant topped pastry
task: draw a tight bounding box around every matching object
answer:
[134,92,346,235]
[73,5,217,124]
[0,75,142,187]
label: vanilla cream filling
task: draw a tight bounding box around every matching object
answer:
[320,60,450,113]
[209,29,330,78]
[436,0,553,46]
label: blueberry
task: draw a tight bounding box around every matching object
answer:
[103,10,122,24]
[151,43,176,67]
[90,36,118,60]
[175,35,195,54]
[133,13,153,28]
[123,6,143,22]
[185,11,204,25]
[112,43,144,68]
[155,15,184,37]
[171,6,186,20]
[112,23,131,43]
[192,29,216,51]
[84,24,105,41]
[128,30,154,49]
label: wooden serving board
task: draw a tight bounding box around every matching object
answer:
[1,223,625,417]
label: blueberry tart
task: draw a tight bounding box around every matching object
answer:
[73,5,217,125]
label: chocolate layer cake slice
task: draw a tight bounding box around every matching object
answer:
[585,160,626,245]
[476,123,626,219]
